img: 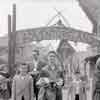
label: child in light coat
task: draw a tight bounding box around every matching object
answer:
[11,63,34,100]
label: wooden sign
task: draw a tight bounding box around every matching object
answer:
[16,26,100,47]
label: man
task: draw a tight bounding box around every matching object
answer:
[11,63,34,100]
[29,49,46,100]
[29,49,46,73]
[38,51,64,100]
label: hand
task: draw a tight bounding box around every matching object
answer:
[29,71,39,75]
[36,77,50,86]
[33,71,39,74]
[56,78,63,86]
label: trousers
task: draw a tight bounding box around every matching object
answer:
[75,94,79,100]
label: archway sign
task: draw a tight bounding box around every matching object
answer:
[8,4,100,76]
[16,25,100,47]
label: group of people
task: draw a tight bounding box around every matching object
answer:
[11,50,64,100]
[0,49,100,100]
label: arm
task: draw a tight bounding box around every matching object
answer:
[55,70,64,87]
[36,68,50,86]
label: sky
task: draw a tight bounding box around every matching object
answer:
[0,0,93,52]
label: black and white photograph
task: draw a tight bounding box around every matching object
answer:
[0,0,100,100]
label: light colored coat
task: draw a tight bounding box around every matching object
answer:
[11,74,34,100]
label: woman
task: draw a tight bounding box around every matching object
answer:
[93,57,100,100]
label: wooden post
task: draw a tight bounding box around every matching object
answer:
[8,4,16,77]
[12,4,16,33]
[12,4,16,66]
[8,15,12,75]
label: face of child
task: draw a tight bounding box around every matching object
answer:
[32,50,39,61]
[48,53,56,65]
[19,64,28,75]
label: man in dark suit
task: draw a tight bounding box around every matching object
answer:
[29,49,46,100]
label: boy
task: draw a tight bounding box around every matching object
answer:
[11,63,34,100]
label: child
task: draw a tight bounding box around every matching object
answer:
[73,72,82,100]
[11,63,34,100]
